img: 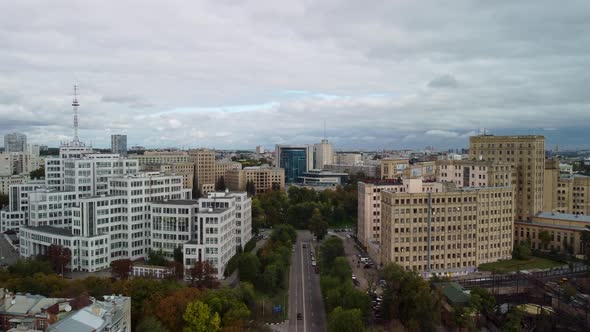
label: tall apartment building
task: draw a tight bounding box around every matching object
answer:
[0,152,44,176]
[0,180,45,232]
[275,145,314,183]
[215,160,242,181]
[111,134,128,157]
[469,135,545,220]
[314,139,333,169]
[225,166,285,194]
[0,174,30,195]
[159,162,195,190]
[380,185,514,277]
[437,160,512,188]
[4,132,27,152]
[189,149,216,194]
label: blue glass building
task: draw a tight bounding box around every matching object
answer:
[276,145,313,183]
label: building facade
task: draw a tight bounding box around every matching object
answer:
[314,139,333,169]
[469,135,545,221]
[334,152,362,165]
[275,145,314,183]
[380,185,514,277]
[225,166,285,194]
[4,132,27,153]
[111,134,127,157]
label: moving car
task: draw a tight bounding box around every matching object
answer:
[297,313,303,320]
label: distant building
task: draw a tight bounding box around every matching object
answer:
[4,132,27,153]
[0,174,30,195]
[225,166,285,194]
[298,169,348,187]
[256,146,264,154]
[380,159,409,180]
[325,164,380,178]
[110,134,127,157]
[334,152,361,165]
[275,145,314,183]
[313,139,333,169]
[543,160,590,215]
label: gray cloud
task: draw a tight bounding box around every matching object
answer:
[0,0,589,150]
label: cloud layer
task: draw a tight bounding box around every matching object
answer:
[1,0,590,150]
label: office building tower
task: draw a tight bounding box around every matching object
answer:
[275,145,314,183]
[4,132,27,153]
[256,146,264,154]
[111,134,128,157]
[189,149,217,194]
[314,139,333,169]
[334,152,362,165]
[469,135,545,220]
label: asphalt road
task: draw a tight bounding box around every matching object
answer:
[288,230,326,332]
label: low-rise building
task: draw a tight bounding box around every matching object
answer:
[298,169,348,187]
[48,295,131,332]
[514,212,590,256]
[324,164,380,178]
[0,174,30,195]
[225,166,284,194]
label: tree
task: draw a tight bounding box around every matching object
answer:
[183,300,221,332]
[215,176,226,191]
[237,253,260,283]
[309,208,328,240]
[330,257,352,282]
[251,198,265,233]
[470,286,495,316]
[30,167,45,179]
[136,316,168,332]
[320,236,345,270]
[45,244,72,275]
[110,259,132,280]
[327,307,365,332]
[503,307,523,332]
[174,246,183,263]
[246,180,256,197]
[143,288,202,332]
[538,230,551,250]
[512,241,531,260]
[188,261,219,289]
[148,249,169,266]
[0,193,8,209]
[8,259,53,277]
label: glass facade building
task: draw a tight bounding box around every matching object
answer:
[277,147,310,183]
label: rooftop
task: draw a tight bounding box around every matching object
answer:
[536,212,590,223]
[151,199,199,206]
[434,282,470,305]
[23,226,74,237]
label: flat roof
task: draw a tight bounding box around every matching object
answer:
[23,225,74,237]
[536,212,590,223]
[151,199,199,206]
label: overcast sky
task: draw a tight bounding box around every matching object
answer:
[1,0,589,151]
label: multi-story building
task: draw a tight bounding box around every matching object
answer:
[147,162,195,190]
[49,295,131,332]
[111,134,128,157]
[381,159,409,180]
[256,146,265,154]
[4,132,27,152]
[543,159,590,215]
[380,183,514,277]
[469,135,545,220]
[215,160,242,182]
[275,145,314,183]
[225,166,285,194]
[0,152,44,176]
[514,212,590,256]
[314,139,333,169]
[325,163,380,178]
[0,174,29,195]
[0,180,45,232]
[437,160,512,188]
[150,199,198,259]
[136,151,191,165]
[189,149,216,194]
[334,152,362,165]
[299,169,348,187]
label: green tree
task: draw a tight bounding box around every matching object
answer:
[470,286,495,315]
[309,208,329,240]
[30,167,45,179]
[110,259,132,280]
[512,241,531,260]
[320,236,345,270]
[174,246,183,264]
[136,316,168,332]
[251,198,265,233]
[238,253,260,283]
[327,307,365,332]
[503,307,523,332]
[538,230,551,250]
[148,249,169,266]
[330,257,352,282]
[183,300,221,332]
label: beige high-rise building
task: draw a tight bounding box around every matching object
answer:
[136,151,191,165]
[226,166,285,194]
[437,160,512,188]
[189,149,216,195]
[469,135,545,220]
[314,139,333,169]
[543,159,590,216]
[156,163,195,190]
[334,152,361,165]
[215,161,242,180]
[381,185,514,277]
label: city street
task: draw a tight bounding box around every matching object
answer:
[288,230,326,332]
[0,235,20,266]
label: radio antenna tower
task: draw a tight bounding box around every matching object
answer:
[72,84,80,143]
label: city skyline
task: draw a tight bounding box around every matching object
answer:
[1,1,590,150]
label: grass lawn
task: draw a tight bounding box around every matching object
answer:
[479,256,564,274]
